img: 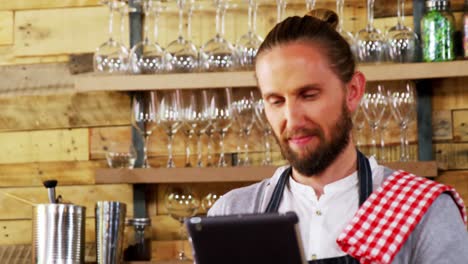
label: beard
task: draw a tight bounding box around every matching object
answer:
[273,102,353,176]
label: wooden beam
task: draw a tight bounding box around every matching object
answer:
[0,160,106,187]
[0,128,89,164]
[0,184,133,219]
[0,1,100,11]
[0,46,69,66]
[0,11,13,45]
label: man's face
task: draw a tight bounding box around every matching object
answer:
[255,42,353,176]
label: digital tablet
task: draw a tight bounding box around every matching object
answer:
[185,211,307,264]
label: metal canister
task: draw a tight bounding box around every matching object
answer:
[32,204,86,263]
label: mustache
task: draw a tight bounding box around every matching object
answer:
[281,127,324,141]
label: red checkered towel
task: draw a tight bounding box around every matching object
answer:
[336,170,467,264]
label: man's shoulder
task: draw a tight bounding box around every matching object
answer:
[208,165,289,216]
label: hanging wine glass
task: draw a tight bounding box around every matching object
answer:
[181,90,212,167]
[254,99,273,165]
[386,0,418,63]
[360,83,388,158]
[388,80,417,162]
[164,185,200,261]
[200,0,238,71]
[352,103,366,150]
[94,0,129,73]
[355,0,387,63]
[131,91,159,168]
[159,90,183,168]
[276,0,287,23]
[236,0,263,70]
[205,126,216,167]
[232,90,256,166]
[129,0,166,74]
[165,0,199,73]
[305,0,316,10]
[378,96,393,162]
[209,88,233,167]
[201,192,223,213]
[336,0,356,56]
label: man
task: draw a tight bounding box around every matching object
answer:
[209,11,468,264]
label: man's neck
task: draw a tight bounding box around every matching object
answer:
[291,142,358,198]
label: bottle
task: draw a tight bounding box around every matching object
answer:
[123,218,152,261]
[463,0,468,58]
[421,0,455,62]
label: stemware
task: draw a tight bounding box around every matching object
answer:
[158,90,183,168]
[355,0,387,63]
[236,0,263,69]
[129,0,166,74]
[386,0,419,62]
[94,0,129,73]
[164,185,200,261]
[165,0,199,73]
[200,0,238,71]
[360,83,388,158]
[305,0,316,11]
[388,80,417,162]
[181,90,212,167]
[201,192,223,212]
[336,0,356,55]
[378,96,393,162]
[352,103,366,149]
[131,91,159,168]
[254,99,273,165]
[232,90,256,166]
[209,88,234,167]
[276,0,287,23]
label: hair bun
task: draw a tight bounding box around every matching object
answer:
[305,9,339,30]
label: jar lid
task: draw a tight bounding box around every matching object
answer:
[426,0,450,9]
[126,217,151,226]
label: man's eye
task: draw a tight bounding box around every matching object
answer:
[303,93,318,99]
[269,98,284,105]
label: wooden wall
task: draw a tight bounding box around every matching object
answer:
[0,0,466,261]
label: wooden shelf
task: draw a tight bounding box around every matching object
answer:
[74,61,468,92]
[95,161,438,184]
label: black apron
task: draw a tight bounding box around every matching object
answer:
[264,151,373,264]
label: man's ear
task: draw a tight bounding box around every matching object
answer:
[345,71,366,113]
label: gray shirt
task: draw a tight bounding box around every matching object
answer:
[209,166,468,263]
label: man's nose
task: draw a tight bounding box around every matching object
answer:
[284,100,306,130]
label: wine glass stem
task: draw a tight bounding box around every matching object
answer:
[143,7,151,43]
[207,132,214,167]
[185,133,193,167]
[243,129,251,165]
[143,134,150,168]
[196,134,203,167]
[370,125,378,158]
[218,131,227,167]
[119,4,126,44]
[400,124,409,162]
[306,0,316,10]
[336,0,345,32]
[263,131,272,165]
[177,0,185,39]
[107,1,116,41]
[236,130,243,164]
[215,4,222,37]
[167,133,175,168]
[276,0,287,23]
[247,0,253,33]
[397,0,405,27]
[187,5,193,41]
[366,0,375,30]
[153,6,161,42]
[379,127,387,162]
[178,220,186,260]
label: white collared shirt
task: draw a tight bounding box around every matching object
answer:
[278,157,385,260]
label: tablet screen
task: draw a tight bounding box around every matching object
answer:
[185,211,307,264]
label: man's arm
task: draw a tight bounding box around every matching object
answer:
[396,193,468,263]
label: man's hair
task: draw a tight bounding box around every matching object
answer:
[256,9,355,84]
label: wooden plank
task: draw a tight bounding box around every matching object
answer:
[0,11,13,45]
[75,61,468,92]
[0,128,89,164]
[0,160,105,187]
[0,90,130,131]
[0,218,96,245]
[436,170,468,203]
[432,77,468,111]
[94,161,438,184]
[453,109,468,142]
[14,7,115,56]
[0,0,100,11]
[0,184,133,219]
[0,45,69,66]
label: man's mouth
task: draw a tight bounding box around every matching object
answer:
[288,135,315,146]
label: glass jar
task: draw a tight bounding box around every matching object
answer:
[421,0,455,62]
[123,218,152,261]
